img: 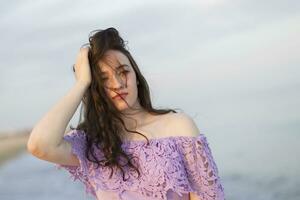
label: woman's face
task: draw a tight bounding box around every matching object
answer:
[98,50,140,112]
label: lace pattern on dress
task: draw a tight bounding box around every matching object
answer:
[55,130,225,200]
[55,130,96,198]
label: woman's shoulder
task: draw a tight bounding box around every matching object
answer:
[162,112,201,138]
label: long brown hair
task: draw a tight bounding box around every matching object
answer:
[70,27,180,181]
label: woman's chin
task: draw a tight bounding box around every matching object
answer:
[114,102,129,111]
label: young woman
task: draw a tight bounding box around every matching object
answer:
[27,27,225,200]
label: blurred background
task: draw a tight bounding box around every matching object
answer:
[0,0,299,199]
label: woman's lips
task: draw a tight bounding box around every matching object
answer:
[113,93,128,100]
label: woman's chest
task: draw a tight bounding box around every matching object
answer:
[122,114,174,142]
[86,140,187,193]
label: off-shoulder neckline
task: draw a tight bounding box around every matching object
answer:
[72,130,206,145]
[120,133,205,145]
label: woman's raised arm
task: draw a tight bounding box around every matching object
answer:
[27,47,91,160]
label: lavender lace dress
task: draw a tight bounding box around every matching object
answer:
[55,130,225,200]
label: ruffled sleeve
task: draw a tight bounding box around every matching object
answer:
[54,129,96,197]
[176,134,225,200]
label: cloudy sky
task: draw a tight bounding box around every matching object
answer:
[0,0,299,175]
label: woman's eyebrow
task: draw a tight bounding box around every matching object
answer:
[116,64,129,70]
[101,64,129,74]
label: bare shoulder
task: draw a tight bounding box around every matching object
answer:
[163,112,201,137]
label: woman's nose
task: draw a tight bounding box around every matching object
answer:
[110,74,125,89]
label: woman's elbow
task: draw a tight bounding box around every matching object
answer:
[27,137,48,158]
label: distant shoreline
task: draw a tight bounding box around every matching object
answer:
[0,130,30,167]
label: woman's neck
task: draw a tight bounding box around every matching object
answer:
[121,109,151,130]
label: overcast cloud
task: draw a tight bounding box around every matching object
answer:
[0,0,300,177]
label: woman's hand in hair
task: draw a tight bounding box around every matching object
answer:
[73,47,92,87]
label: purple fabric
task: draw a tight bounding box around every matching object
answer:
[55,130,225,200]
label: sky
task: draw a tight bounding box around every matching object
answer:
[0,0,299,176]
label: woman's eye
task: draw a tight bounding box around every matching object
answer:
[118,70,129,76]
[102,71,129,81]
